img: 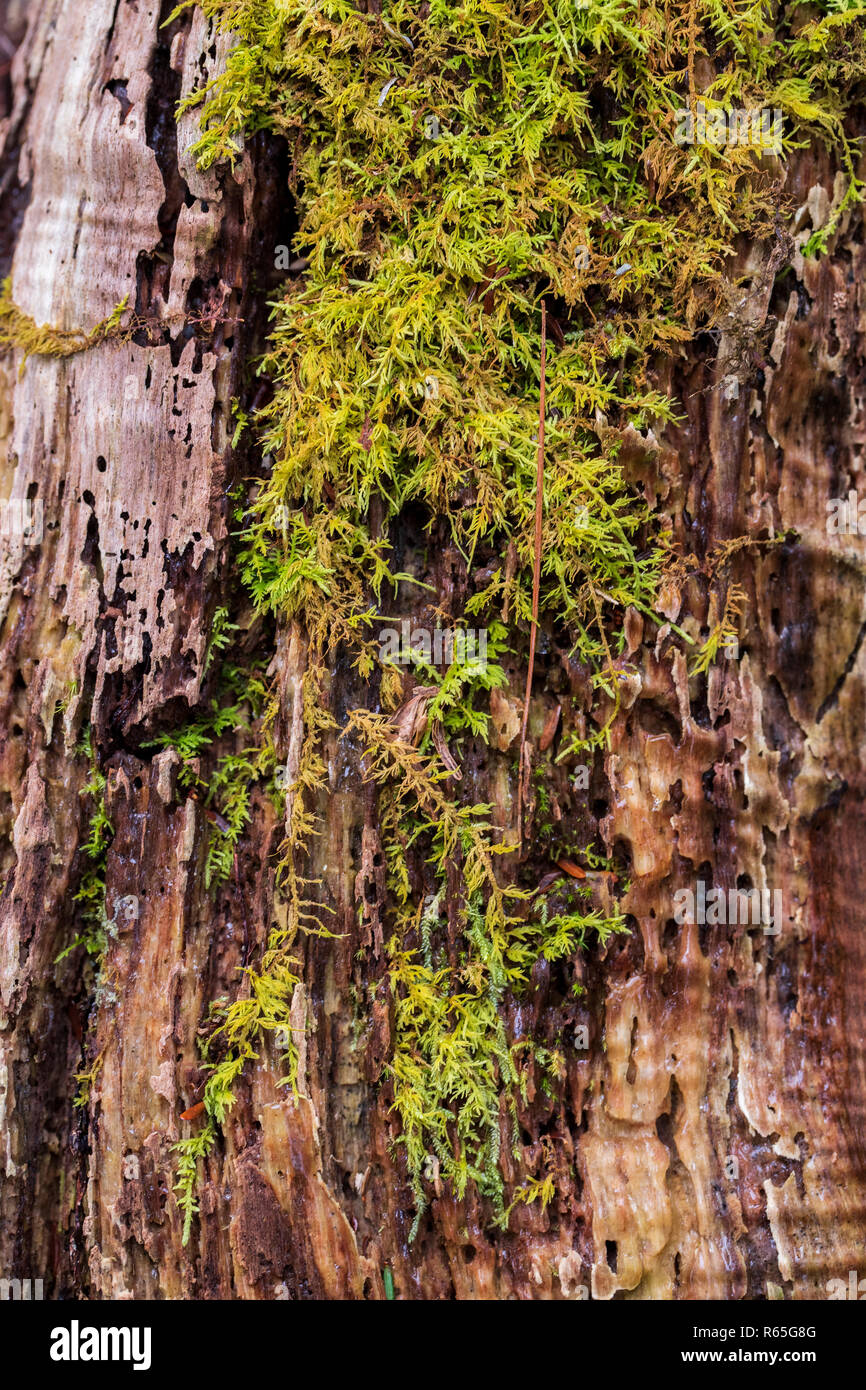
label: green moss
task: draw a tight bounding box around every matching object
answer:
[164,654,340,1243]
[174,1124,218,1245]
[56,729,114,966]
[204,605,239,674]
[146,661,277,888]
[164,0,866,1237]
[53,729,116,1107]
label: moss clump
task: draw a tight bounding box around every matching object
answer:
[165,0,866,1236]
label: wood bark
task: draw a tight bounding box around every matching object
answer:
[0,1,864,1300]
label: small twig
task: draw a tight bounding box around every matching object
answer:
[518,301,547,842]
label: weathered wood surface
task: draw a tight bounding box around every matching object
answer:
[0,1,864,1299]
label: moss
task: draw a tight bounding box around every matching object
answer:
[72,1051,105,1111]
[165,654,340,1243]
[56,729,114,966]
[174,1124,218,1245]
[146,661,277,887]
[164,0,866,1237]
[54,729,116,1106]
[688,580,746,675]
[0,277,132,371]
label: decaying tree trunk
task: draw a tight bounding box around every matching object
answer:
[0,1,864,1301]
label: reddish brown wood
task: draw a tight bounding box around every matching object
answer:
[0,2,864,1302]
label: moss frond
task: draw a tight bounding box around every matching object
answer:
[0,277,132,372]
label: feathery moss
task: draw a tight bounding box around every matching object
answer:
[164,0,866,1239]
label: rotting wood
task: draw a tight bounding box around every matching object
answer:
[0,1,864,1303]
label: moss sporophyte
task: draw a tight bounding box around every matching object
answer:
[139,0,865,1242]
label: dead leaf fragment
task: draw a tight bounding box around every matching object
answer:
[431,720,461,779]
[390,684,437,746]
[539,704,561,752]
[555,858,587,880]
[490,687,521,751]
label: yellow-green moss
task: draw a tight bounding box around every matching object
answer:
[164,0,866,1239]
[0,277,131,371]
